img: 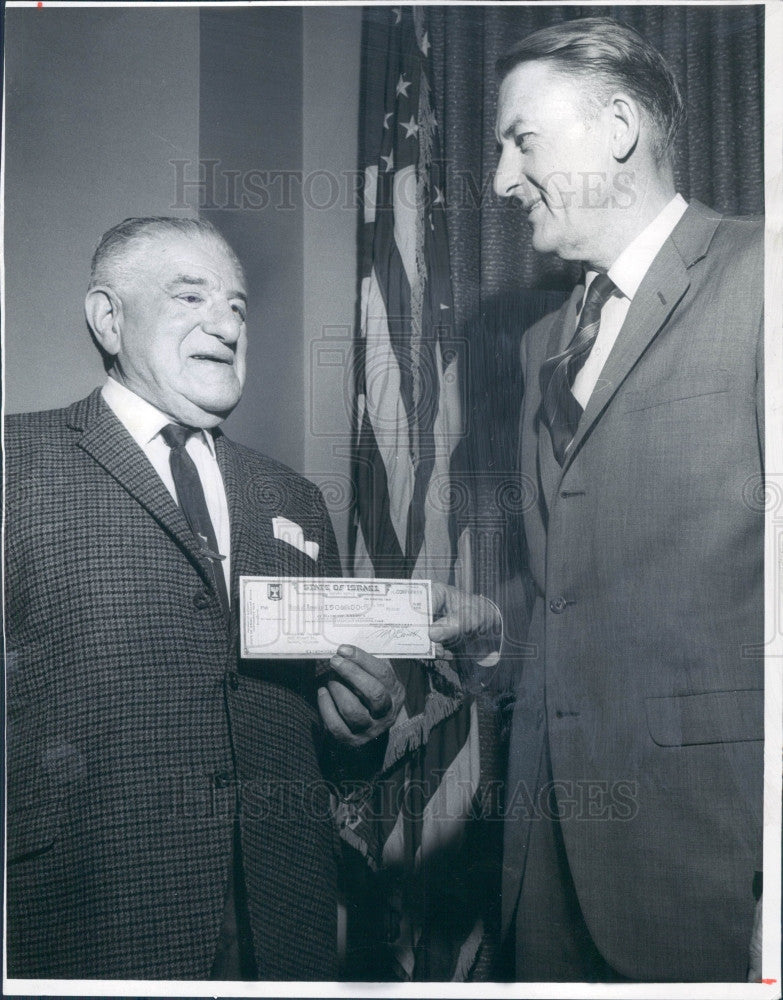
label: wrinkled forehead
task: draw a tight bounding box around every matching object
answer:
[128,230,246,293]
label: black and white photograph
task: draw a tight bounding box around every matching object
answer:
[2,1,781,994]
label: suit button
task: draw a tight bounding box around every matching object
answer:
[193,589,211,609]
[213,771,233,789]
[226,671,240,691]
[549,596,568,613]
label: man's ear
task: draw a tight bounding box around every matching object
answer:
[85,286,123,357]
[608,93,640,162]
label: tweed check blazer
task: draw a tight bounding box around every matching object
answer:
[502,203,764,981]
[5,388,344,980]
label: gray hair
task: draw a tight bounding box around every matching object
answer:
[89,216,244,291]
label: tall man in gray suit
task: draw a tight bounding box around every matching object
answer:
[4,217,405,980]
[492,17,764,982]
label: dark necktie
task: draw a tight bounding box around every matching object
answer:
[539,272,617,466]
[160,423,229,617]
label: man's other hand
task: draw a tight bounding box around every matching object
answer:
[428,581,502,660]
[318,646,405,748]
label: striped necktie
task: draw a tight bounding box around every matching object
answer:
[539,272,617,466]
[161,423,229,617]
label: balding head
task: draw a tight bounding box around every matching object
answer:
[89,216,245,296]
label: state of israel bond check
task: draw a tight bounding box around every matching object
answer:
[240,576,435,659]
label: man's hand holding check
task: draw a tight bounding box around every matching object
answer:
[318,645,405,748]
[239,575,501,747]
[317,581,502,747]
[428,581,503,666]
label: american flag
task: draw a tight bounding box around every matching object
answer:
[339,5,484,981]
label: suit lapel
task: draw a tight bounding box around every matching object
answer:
[215,434,277,642]
[560,202,721,477]
[70,388,221,595]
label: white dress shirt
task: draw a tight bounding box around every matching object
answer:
[572,193,689,408]
[101,377,232,599]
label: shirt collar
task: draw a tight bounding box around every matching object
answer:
[583,193,689,302]
[101,377,216,456]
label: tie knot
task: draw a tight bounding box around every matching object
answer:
[582,272,617,313]
[160,422,197,450]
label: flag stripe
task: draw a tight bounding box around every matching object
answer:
[369,204,417,435]
[362,274,415,556]
[413,350,462,583]
[354,405,408,577]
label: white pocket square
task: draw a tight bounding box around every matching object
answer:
[272,516,319,562]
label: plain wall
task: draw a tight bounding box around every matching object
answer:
[302,7,363,564]
[201,8,305,473]
[3,8,201,413]
[3,6,362,561]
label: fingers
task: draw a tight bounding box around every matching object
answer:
[332,644,390,680]
[328,647,394,718]
[317,687,363,747]
[429,606,491,641]
[327,677,376,729]
[430,580,448,617]
[318,676,401,748]
[429,588,501,640]
[319,647,405,746]
[429,615,464,643]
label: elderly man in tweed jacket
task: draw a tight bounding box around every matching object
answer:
[4,217,404,980]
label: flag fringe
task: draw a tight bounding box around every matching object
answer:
[381,687,464,776]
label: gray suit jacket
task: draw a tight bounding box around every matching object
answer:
[502,202,764,981]
[5,388,344,979]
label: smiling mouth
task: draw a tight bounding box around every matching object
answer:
[191,353,233,365]
[523,197,544,215]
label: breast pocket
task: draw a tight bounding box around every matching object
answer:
[622,370,730,413]
[273,538,320,576]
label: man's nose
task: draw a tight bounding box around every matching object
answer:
[202,299,241,342]
[494,147,519,199]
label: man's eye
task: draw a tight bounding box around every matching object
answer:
[178,294,203,305]
[231,303,246,321]
[515,133,531,150]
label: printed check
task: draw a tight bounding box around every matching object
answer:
[240,576,434,659]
